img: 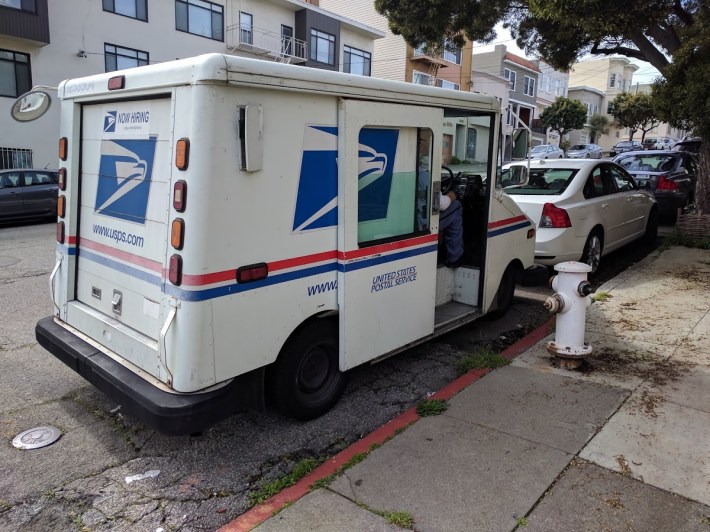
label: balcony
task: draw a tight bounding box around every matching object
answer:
[226,24,307,64]
[411,46,449,69]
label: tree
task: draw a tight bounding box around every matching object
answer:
[539,98,587,151]
[588,115,610,144]
[374,0,709,214]
[608,92,660,141]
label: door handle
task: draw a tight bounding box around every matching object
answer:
[601,203,608,208]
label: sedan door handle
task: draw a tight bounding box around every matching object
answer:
[601,203,608,208]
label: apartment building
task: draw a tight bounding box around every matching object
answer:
[532,59,569,147]
[568,57,639,151]
[0,0,383,169]
[567,86,605,146]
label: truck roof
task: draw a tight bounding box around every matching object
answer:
[59,53,498,113]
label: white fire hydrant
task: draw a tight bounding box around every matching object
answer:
[544,261,595,369]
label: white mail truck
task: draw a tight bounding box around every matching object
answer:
[15,54,545,434]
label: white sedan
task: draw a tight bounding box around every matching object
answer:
[530,144,564,159]
[501,159,657,273]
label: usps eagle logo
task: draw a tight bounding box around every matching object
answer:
[103,111,117,133]
[292,126,399,232]
[95,137,157,224]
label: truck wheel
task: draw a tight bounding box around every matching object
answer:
[581,230,603,273]
[486,264,517,319]
[268,319,345,421]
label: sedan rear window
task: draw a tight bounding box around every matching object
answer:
[505,168,579,195]
[616,154,677,172]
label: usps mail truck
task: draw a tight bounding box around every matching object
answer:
[20,54,543,435]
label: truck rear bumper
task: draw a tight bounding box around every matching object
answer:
[36,316,264,435]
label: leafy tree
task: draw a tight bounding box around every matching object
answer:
[588,114,610,144]
[374,0,709,214]
[608,92,660,142]
[539,98,587,151]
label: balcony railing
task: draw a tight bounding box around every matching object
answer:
[226,24,307,63]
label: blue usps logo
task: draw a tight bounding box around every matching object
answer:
[103,111,117,133]
[95,137,157,224]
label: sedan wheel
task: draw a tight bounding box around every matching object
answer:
[580,232,603,274]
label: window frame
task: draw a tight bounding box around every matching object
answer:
[442,41,462,65]
[0,48,31,99]
[504,68,517,91]
[239,11,253,45]
[175,0,224,42]
[437,79,460,90]
[0,0,36,13]
[309,28,336,66]
[281,24,293,56]
[523,75,535,97]
[102,0,147,21]
[343,45,371,76]
[104,43,149,73]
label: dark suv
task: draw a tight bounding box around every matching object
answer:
[609,140,643,157]
[672,138,701,155]
[0,169,59,222]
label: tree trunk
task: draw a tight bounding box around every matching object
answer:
[696,141,710,216]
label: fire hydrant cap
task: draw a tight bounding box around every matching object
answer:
[554,261,593,273]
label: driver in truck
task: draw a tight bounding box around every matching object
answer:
[439,189,464,267]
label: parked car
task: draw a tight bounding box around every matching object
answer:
[609,140,642,156]
[612,150,698,222]
[650,137,676,150]
[502,159,657,273]
[566,144,603,159]
[672,137,701,155]
[642,137,658,150]
[530,144,564,159]
[0,169,59,222]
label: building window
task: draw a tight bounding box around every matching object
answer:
[609,73,616,88]
[343,46,371,76]
[0,146,32,169]
[442,41,461,65]
[0,49,31,98]
[105,44,149,72]
[102,0,147,21]
[523,76,535,96]
[0,0,36,13]
[554,79,565,96]
[504,68,516,91]
[543,74,551,92]
[239,11,252,45]
[281,25,293,56]
[413,70,431,85]
[437,79,460,90]
[175,0,223,41]
[607,102,613,114]
[310,29,335,65]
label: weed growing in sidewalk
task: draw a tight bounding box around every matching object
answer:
[592,291,612,302]
[359,503,414,529]
[659,233,710,251]
[416,398,448,416]
[249,457,319,506]
[456,347,511,375]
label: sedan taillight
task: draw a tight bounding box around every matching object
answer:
[656,174,678,191]
[540,203,572,228]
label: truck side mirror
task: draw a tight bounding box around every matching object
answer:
[11,90,53,122]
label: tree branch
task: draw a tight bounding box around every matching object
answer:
[627,29,672,71]
[673,0,694,26]
[646,23,681,54]
[590,41,647,62]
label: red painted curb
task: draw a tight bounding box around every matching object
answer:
[220,316,556,532]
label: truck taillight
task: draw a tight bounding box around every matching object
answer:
[171,218,184,250]
[57,221,65,243]
[57,196,66,218]
[58,168,66,190]
[176,138,189,170]
[656,174,677,191]
[169,254,182,285]
[540,203,572,228]
[59,137,68,161]
[108,75,125,90]
[173,180,187,212]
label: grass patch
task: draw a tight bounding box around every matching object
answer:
[516,516,529,527]
[416,398,448,417]
[360,504,414,529]
[249,457,319,507]
[659,233,710,251]
[592,291,612,302]
[455,347,511,375]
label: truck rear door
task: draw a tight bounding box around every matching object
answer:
[75,99,172,340]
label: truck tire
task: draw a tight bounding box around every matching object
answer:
[268,319,346,421]
[486,264,517,319]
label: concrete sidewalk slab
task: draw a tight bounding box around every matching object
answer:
[580,393,710,506]
[257,489,402,532]
[525,459,710,532]
[444,365,628,454]
[328,414,572,532]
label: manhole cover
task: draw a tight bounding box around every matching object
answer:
[12,426,62,449]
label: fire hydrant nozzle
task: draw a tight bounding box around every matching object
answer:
[545,261,594,369]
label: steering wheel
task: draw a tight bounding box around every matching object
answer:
[441,165,458,194]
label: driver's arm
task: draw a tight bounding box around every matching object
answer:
[440,191,457,211]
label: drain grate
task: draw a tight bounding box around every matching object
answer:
[12,426,62,450]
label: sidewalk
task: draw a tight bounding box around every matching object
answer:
[224,246,710,532]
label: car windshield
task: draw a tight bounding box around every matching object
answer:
[531,145,549,153]
[504,168,578,195]
[615,154,677,172]
[569,145,588,150]
[616,142,633,147]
